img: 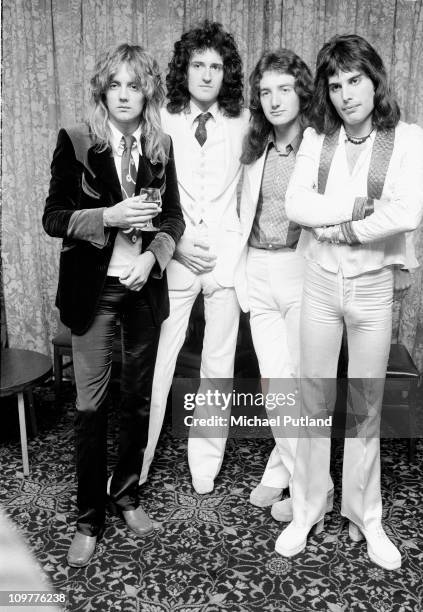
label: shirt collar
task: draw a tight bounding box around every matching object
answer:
[187,100,220,126]
[108,121,143,156]
[267,130,302,155]
[290,132,303,154]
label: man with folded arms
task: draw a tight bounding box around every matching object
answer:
[277,34,423,570]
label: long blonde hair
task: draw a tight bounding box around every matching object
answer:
[89,44,166,164]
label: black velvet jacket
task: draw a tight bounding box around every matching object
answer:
[43,123,185,334]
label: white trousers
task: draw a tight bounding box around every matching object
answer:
[140,272,240,484]
[292,262,393,530]
[247,248,304,489]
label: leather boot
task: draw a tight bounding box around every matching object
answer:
[122,506,154,537]
[67,531,97,567]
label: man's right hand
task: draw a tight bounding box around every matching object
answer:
[174,237,217,274]
[103,196,160,229]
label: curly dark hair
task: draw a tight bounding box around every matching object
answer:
[311,34,400,135]
[241,49,313,164]
[166,20,243,117]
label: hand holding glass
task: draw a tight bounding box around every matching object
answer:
[138,188,162,232]
[121,188,161,234]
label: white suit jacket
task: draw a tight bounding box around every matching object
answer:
[234,149,269,312]
[161,106,249,290]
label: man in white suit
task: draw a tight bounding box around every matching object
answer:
[235,50,315,515]
[140,21,249,493]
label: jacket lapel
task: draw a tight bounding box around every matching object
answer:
[135,154,154,193]
[367,128,395,199]
[88,147,122,203]
[318,129,340,195]
[238,150,268,243]
[247,149,267,215]
[135,136,164,193]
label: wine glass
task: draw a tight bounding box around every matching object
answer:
[138,187,162,232]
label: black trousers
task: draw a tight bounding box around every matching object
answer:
[71,277,160,536]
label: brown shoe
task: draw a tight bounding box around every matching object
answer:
[122,506,154,537]
[67,532,97,567]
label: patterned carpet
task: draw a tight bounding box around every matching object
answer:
[0,382,422,612]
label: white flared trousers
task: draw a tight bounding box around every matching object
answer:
[247,247,305,489]
[140,273,240,484]
[292,262,393,530]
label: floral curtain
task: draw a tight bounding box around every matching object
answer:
[2,0,423,369]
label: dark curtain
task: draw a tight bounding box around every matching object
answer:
[2,0,423,368]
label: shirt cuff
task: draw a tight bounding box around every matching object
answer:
[145,233,176,279]
[352,197,374,220]
[67,208,109,247]
[341,221,361,245]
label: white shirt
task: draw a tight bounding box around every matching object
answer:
[107,122,143,277]
[285,122,423,276]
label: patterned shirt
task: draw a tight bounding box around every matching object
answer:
[249,132,302,250]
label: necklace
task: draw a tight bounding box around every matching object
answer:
[345,128,374,145]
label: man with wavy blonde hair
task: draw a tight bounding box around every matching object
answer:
[43,43,185,567]
[88,44,166,163]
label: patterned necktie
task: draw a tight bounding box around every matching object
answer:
[120,135,139,244]
[194,112,212,147]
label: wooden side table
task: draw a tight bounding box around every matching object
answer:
[1,349,52,475]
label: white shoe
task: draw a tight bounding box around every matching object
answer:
[349,522,401,570]
[271,488,334,522]
[250,484,283,508]
[192,477,214,494]
[275,518,325,557]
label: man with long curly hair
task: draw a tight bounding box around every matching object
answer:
[140,21,249,494]
[43,44,185,566]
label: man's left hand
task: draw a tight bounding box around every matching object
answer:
[119,251,156,291]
